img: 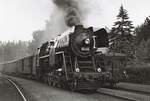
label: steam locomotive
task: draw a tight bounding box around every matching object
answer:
[36,25,109,90]
[0,25,127,91]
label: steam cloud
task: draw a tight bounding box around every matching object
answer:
[43,0,101,41]
[53,0,81,27]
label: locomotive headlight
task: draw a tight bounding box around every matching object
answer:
[75,68,80,72]
[97,68,101,72]
[85,38,90,45]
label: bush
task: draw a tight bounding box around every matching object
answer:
[125,64,150,84]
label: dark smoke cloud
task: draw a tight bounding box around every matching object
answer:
[53,0,81,27]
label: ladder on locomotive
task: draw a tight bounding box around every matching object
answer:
[77,56,96,72]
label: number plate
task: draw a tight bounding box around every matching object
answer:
[81,47,89,51]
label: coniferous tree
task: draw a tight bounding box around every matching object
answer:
[134,16,150,63]
[135,16,150,44]
[109,5,135,58]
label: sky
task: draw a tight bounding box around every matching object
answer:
[0,0,150,41]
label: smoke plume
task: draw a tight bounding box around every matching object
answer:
[43,0,102,40]
[53,0,81,27]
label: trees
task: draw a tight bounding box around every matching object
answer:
[135,39,150,62]
[0,30,46,62]
[28,30,45,55]
[109,5,135,58]
[0,41,28,62]
[134,16,150,63]
[135,16,150,44]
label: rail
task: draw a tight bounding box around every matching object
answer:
[98,87,150,101]
[5,77,27,101]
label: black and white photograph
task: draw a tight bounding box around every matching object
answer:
[0,0,150,101]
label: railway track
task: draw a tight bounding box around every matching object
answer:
[98,87,150,101]
[0,76,27,101]
[6,78,27,101]
[115,86,150,96]
[116,82,150,96]
[2,74,150,101]
[1,74,130,101]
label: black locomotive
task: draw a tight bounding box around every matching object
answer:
[36,25,109,90]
